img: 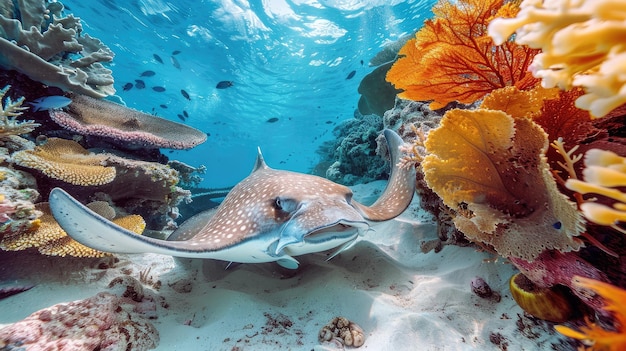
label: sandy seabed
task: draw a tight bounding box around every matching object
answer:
[0,181,569,351]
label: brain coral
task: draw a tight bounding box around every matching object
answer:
[422,108,584,261]
[12,138,116,186]
[50,93,207,150]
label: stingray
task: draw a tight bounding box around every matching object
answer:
[48,129,416,269]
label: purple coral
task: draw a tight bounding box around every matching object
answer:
[0,292,159,351]
[509,251,609,312]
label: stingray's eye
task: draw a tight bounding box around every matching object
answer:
[274,197,297,213]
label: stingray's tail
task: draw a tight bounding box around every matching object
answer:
[352,129,416,221]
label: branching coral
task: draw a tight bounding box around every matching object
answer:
[565,149,626,234]
[555,276,626,350]
[386,0,539,109]
[421,108,584,261]
[0,85,40,137]
[488,0,626,117]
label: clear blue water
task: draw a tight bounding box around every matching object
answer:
[63,0,435,188]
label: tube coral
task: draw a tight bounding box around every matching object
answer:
[565,149,626,234]
[386,0,539,109]
[488,0,626,117]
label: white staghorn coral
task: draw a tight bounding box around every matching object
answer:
[0,85,40,137]
[488,0,626,117]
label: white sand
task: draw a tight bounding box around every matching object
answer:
[0,181,566,350]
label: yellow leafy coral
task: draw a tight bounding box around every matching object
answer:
[555,276,626,350]
[1,202,146,258]
[11,138,116,186]
[488,0,626,117]
[421,108,584,260]
[565,149,626,234]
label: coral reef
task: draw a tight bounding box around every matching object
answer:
[0,292,159,351]
[0,1,115,98]
[422,108,584,261]
[488,0,626,117]
[386,0,539,110]
[318,316,365,348]
[555,276,626,350]
[316,111,386,185]
[50,93,207,150]
[0,166,40,242]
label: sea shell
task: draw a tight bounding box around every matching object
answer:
[509,273,576,323]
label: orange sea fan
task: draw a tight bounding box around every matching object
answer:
[386,0,539,109]
[555,276,626,351]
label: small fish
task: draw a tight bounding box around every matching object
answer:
[152,86,166,92]
[216,81,234,89]
[135,79,146,89]
[181,89,190,100]
[360,60,364,65]
[140,70,156,77]
[183,110,189,118]
[172,50,181,55]
[346,70,356,80]
[266,117,279,123]
[28,96,72,112]
[122,82,133,91]
[160,104,168,109]
[325,120,333,124]
[177,114,186,121]
[171,56,181,69]
[153,54,163,63]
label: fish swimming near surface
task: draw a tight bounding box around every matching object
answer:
[122,83,133,91]
[160,104,168,109]
[172,50,181,55]
[140,70,156,77]
[135,79,146,89]
[153,54,163,63]
[346,70,356,80]
[177,114,186,121]
[183,110,189,118]
[216,81,234,89]
[152,86,166,92]
[48,130,415,269]
[28,96,72,112]
[181,89,191,100]
[171,56,181,69]
[266,117,279,123]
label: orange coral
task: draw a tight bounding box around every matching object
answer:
[555,276,626,350]
[386,0,539,109]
